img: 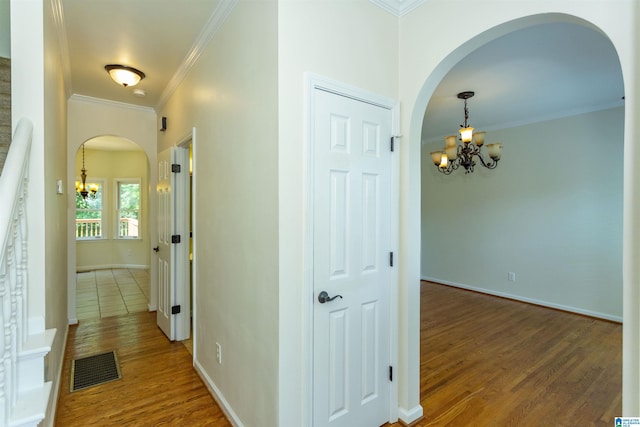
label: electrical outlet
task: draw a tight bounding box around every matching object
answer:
[216,342,222,365]
[508,272,516,282]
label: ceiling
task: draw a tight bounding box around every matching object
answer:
[422,22,624,143]
[61,0,222,109]
[56,3,624,148]
[84,135,142,151]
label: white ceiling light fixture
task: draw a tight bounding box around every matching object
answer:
[104,64,146,87]
[430,91,503,175]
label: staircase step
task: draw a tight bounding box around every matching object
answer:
[9,381,52,427]
[18,329,55,391]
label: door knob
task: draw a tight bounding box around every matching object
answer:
[153,246,159,253]
[318,291,343,304]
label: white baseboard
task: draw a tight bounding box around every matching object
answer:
[193,359,243,426]
[43,324,69,427]
[398,404,423,425]
[421,276,622,323]
[76,264,149,272]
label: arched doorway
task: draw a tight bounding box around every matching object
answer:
[405,12,627,422]
[71,135,151,320]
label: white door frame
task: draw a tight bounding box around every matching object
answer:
[175,129,196,342]
[303,73,400,425]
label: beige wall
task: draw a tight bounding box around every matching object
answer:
[67,97,157,322]
[277,1,399,424]
[157,2,279,425]
[75,148,149,270]
[422,107,624,320]
[44,0,69,422]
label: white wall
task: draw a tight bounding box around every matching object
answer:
[422,107,624,320]
[277,1,399,424]
[67,96,157,322]
[74,148,149,270]
[399,0,638,416]
[157,2,279,425]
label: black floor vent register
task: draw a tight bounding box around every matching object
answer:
[70,350,122,392]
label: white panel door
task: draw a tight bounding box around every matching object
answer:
[157,147,175,340]
[313,88,392,427]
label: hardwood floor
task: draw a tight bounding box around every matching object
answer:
[56,282,621,426]
[388,281,621,427]
[55,312,230,426]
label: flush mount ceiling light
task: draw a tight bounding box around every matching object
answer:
[104,64,145,87]
[430,91,503,175]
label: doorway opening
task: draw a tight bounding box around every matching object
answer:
[414,15,624,422]
[73,136,151,321]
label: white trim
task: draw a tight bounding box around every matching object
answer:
[193,359,243,427]
[113,177,142,240]
[389,133,400,423]
[49,0,72,98]
[74,236,108,242]
[398,404,424,425]
[304,72,400,425]
[186,128,197,358]
[76,263,149,272]
[174,131,193,342]
[68,94,155,114]
[74,176,107,240]
[421,276,623,323]
[369,0,425,17]
[43,324,69,427]
[422,100,625,145]
[155,0,238,111]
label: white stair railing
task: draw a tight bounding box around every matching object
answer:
[0,118,55,427]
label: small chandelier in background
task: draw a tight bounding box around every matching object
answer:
[76,144,98,200]
[430,91,503,175]
[104,64,145,87]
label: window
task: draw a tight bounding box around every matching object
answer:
[116,179,141,239]
[75,180,104,239]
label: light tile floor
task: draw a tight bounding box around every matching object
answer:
[76,268,151,320]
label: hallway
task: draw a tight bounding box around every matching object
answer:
[55,311,230,426]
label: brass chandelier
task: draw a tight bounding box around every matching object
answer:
[429,91,503,175]
[75,144,98,199]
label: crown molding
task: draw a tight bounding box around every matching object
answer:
[369,0,426,17]
[155,0,239,111]
[69,93,156,114]
[50,0,73,98]
[422,100,625,145]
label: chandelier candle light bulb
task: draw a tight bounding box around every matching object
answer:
[430,91,502,175]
